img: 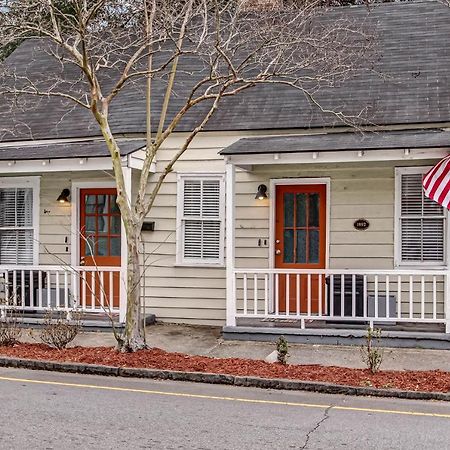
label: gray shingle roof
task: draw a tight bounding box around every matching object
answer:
[220,129,450,155]
[0,139,145,160]
[1,1,450,143]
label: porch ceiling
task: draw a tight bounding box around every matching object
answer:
[0,139,145,161]
[220,129,450,156]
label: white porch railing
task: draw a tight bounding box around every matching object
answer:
[232,269,450,331]
[0,265,124,317]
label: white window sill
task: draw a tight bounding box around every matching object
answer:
[174,263,225,269]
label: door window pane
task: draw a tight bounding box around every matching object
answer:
[85,195,96,213]
[111,237,121,256]
[97,237,108,256]
[98,216,108,234]
[283,193,294,228]
[283,229,294,263]
[308,230,320,263]
[85,216,96,233]
[296,193,306,227]
[97,195,107,214]
[295,230,307,263]
[110,195,120,213]
[111,216,121,234]
[309,193,320,227]
[85,236,95,256]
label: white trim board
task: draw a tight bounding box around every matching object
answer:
[228,148,449,168]
[268,178,331,270]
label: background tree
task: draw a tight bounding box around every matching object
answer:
[0,0,375,351]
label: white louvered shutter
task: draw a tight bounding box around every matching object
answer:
[182,178,222,262]
[400,173,446,263]
[0,188,34,265]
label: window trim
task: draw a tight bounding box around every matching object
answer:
[394,166,448,268]
[176,173,225,266]
[0,176,40,266]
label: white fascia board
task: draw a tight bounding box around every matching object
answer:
[0,151,151,173]
[228,147,450,167]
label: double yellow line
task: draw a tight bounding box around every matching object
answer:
[1,375,449,419]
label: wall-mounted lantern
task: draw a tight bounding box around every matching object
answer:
[57,188,71,204]
[255,184,268,200]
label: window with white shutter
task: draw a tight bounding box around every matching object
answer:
[395,167,447,266]
[177,174,224,265]
[0,178,39,265]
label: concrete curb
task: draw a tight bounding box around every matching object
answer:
[0,356,449,402]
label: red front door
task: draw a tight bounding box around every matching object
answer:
[80,188,121,308]
[275,184,327,313]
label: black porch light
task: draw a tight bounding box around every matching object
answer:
[255,184,268,200]
[57,188,71,204]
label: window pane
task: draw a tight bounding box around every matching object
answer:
[184,180,201,217]
[308,230,320,264]
[85,195,96,213]
[85,216,96,233]
[111,238,121,256]
[295,230,306,263]
[295,193,306,227]
[401,173,423,215]
[422,218,444,261]
[284,193,294,228]
[84,236,95,256]
[111,216,121,234]
[110,195,119,213]
[97,237,108,256]
[308,193,319,227]
[0,230,33,265]
[16,189,33,227]
[98,216,108,234]
[0,189,16,227]
[283,229,294,263]
[97,195,107,214]
[184,220,202,258]
[202,180,220,218]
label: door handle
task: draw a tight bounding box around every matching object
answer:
[275,249,281,255]
[80,257,85,266]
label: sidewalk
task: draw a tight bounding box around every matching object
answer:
[22,322,450,372]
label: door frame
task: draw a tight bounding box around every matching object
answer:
[268,178,331,271]
[70,181,118,269]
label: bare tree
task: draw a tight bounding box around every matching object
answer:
[0,0,374,351]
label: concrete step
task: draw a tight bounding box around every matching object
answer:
[222,326,450,350]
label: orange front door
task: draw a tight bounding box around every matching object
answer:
[80,189,121,308]
[275,184,327,313]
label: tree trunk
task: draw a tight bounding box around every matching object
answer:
[121,228,146,352]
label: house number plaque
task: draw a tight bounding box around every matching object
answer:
[354,218,370,231]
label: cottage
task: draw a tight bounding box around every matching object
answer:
[0,1,450,342]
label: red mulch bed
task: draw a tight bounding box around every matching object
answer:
[0,343,449,393]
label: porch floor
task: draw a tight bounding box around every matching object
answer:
[236,317,445,333]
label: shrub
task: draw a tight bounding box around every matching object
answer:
[0,310,21,347]
[360,327,383,373]
[276,335,289,365]
[39,310,81,350]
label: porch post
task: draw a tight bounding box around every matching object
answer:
[226,162,236,327]
[119,166,132,324]
[446,271,450,333]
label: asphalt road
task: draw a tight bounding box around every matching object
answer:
[0,368,449,449]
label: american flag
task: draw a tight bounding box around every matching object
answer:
[423,155,450,209]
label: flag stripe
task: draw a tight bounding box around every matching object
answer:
[423,155,450,209]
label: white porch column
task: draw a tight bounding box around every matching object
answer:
[226,162,236,327]
[119,166,132,324]
[446,271,450,333]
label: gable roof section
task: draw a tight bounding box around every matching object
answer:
[1,1,450,142]
[0,139,145,160]
[220,129,450,155]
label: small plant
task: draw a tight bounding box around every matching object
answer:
[276,335,289,365]
[39,310,82,350]
[360,327,383,374]
[0,310,22,347]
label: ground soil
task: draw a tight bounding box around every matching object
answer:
[0,343,449,393]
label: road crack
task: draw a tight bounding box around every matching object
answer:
[300,405,332,449]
